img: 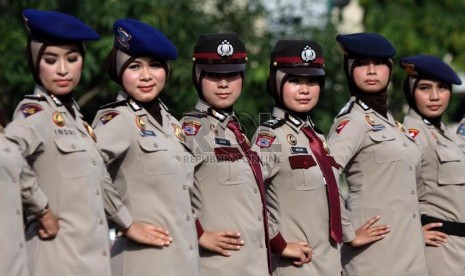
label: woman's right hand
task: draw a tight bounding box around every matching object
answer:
[199,230,245,256]
[123,221,172,247]
[350,215,391,247]
[38,210,59,240]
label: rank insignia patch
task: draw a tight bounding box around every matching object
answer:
[99,111,119,125]
[52,112,65,127]
[20,103,43,118]
[408,128,420,139]
[182,121,201,136]
[336,119,350,134]
[255,131,276,148]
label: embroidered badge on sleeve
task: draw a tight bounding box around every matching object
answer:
[182,121,201,136]
[408,128,420,140]
[20,103,43,118]
[255,131,276,148]
[335,119,350,134]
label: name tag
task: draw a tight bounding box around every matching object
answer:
[140,130,156,137]
[290,146,308,154]
[215,137,231,146]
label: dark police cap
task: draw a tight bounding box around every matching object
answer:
[113,18,178,60]
[399,54,461,85]
[193,32,247,73]
[23,9,99,42]
[270,40,324,76]
[336,32,396,59]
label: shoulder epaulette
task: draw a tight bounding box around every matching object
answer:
[183,110,208,119]
[99,100,126,110]
[336,101,355,118]
[261,118,285,129]
[24,94,46,101]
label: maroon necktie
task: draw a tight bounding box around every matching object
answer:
[301,125,342,243]
[227,120,272,274]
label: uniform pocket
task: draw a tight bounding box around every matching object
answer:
[138,138,174,175]
[215,147,248,185]
[54,136,90,178]
[289,155,324,190]
[369,131,402,163]
[436,145,465,185]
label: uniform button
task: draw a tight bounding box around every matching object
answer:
[16,209,21,216]
[189,245,194,250]
[96,189,100,195]
[253,188,258,193]
[81,134,87,138]
[99,219,104,225]
[382,135,386,139]
[413,214,417,219]
[411,190,415,195]
[19,242,24,248]
[403,143,407,147]
[182,185,187,190]
[164,134,170,138]
[409,166,413,171]
[92,159,97,166]
[153,143,158,148]
[259,243,264,248]
[102,250,107,256]
[11,177,17,183]
[258,216,262,221]
[176,156,181,161]
[186,215,191,221]
[71,144,76,149]
[4,147,10,152]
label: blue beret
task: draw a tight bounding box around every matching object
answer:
[399,54,462,85]
[23,9,99,42]
[113,18,177,61]
[336,32,396,59]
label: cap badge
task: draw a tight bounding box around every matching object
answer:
[301,45,316,62]
[217,39,234,57]
[116,27,132,51]
[402,62,418,76]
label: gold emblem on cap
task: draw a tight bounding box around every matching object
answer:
[365,115,375,126]
[52,112,65,127]
[286,134,297,145]
[172,123,185,142]
[83,122,97,142]
[402,62,417,76]
[135,117,146,130]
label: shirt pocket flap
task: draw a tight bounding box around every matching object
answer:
[54,137,86,153]
[368,131,396,142]
[214,147,243,162]
[436,146,460,163]
[138,137,167,152]
[289,154,316,169]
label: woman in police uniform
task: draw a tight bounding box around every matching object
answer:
[4,9,111,276]
[91,19,200,276]
[180,32,275,276]
[251,39,391,276]
[326,33,427,276]
[0,127,42,276]
[400,54,465,276]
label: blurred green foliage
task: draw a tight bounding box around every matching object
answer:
[1,0,463,135]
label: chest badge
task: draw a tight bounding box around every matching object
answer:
[52,112,65,127]
[172,123,186,142]
[210,124,219,136]
[83,122,97,142]
[286,134,297,145]
[136,116,146,130]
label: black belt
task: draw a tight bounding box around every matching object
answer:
[421,215,465,237]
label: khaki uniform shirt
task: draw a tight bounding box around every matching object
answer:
[327,97,427,276]
[0,129,36,276]
[181,99,269,276]
[404,109,465,276]
[4,86,111,276]
[92,91,200,276]
[251,107,342,276]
